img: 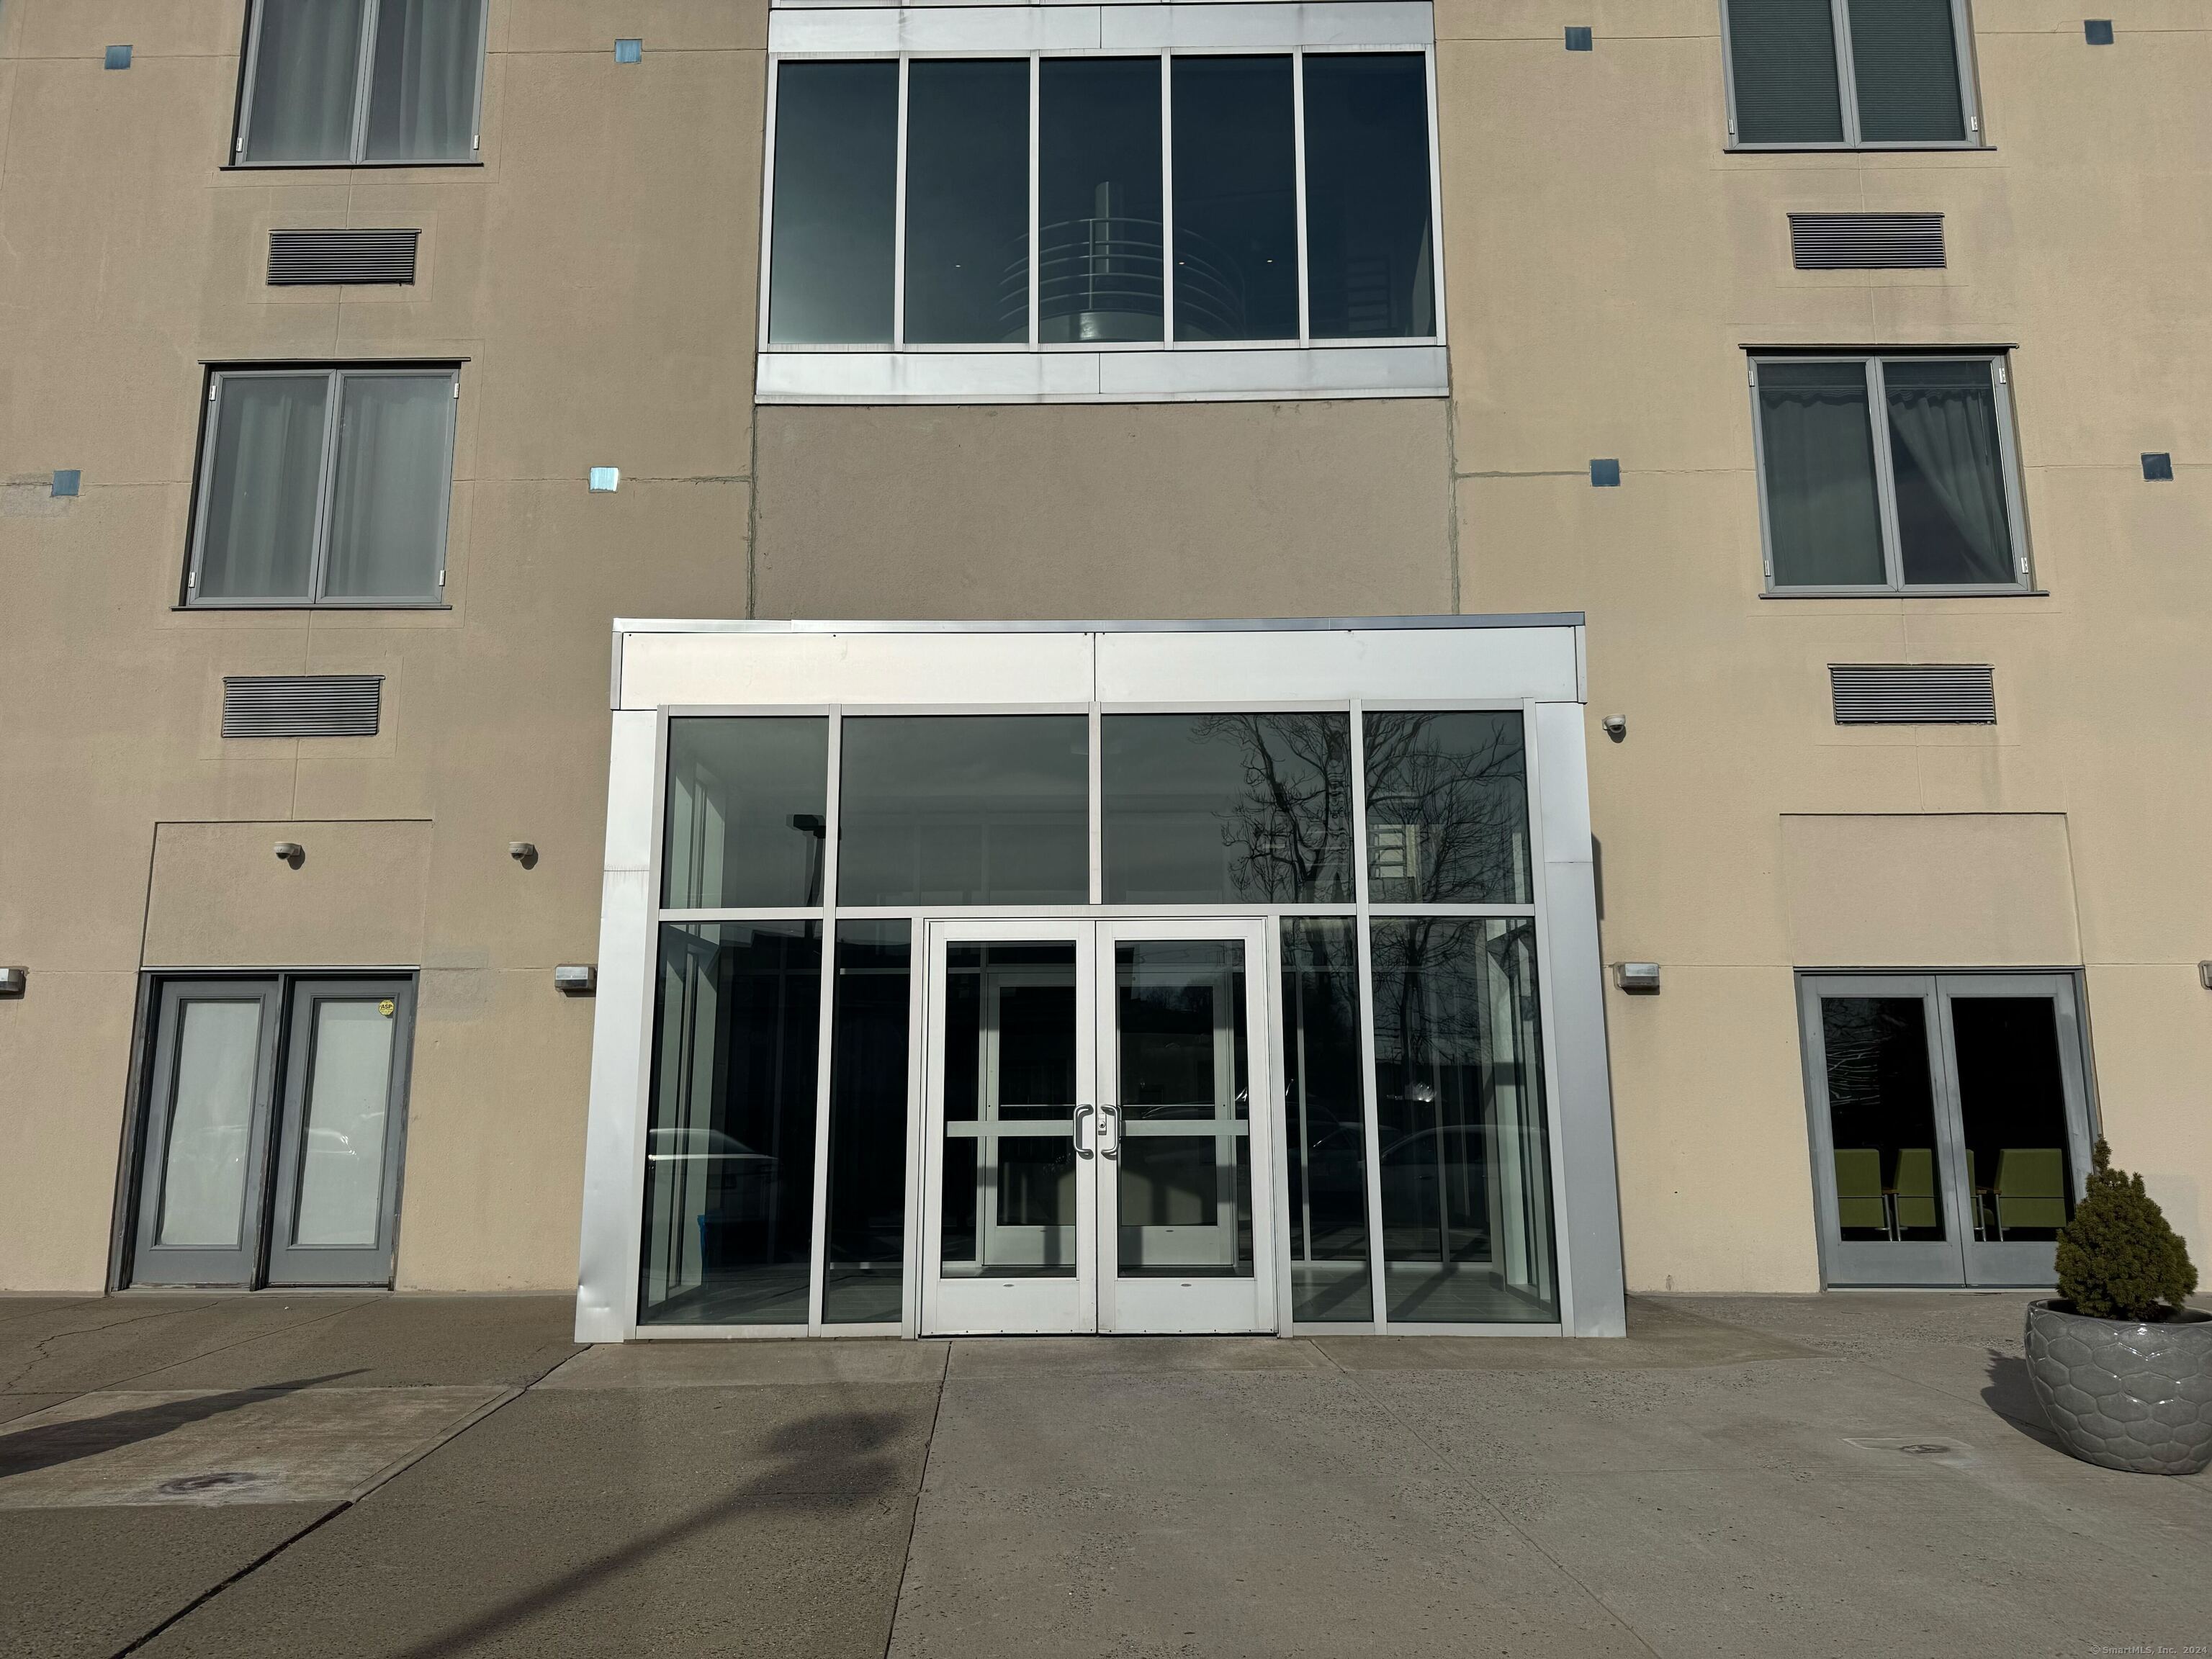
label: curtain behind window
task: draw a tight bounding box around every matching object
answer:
[243,0,367,163]
[323,377,451,599]
[1727,0,1845,144]
[1757,362,1887,585]
[366,0,485,162]
[1884,360,2013,585]
[1847,0,1967,143]
[198,377,329,601]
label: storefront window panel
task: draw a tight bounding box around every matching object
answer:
[1362,711,1532,905]
[1370,918,1557,1323]
[662,718,830,909]
[1102,713,1353,904]
[1280,919,1372,1321]
[839,716,1089,906]
[640,922,822,1326]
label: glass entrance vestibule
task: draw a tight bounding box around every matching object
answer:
[577,619,1627,1340]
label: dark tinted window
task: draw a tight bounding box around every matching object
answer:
[1303,54,1434,338]
[768,61,898,343]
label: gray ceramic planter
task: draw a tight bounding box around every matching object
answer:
[2023,1300,2212,1475]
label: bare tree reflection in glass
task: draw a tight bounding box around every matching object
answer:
[1362,711,1532,906]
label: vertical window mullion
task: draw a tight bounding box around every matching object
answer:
[351,0,381,162]
[1422,45,1447,345]
[806,708,843,1334]
[891,58,910,351]
[1348,700,1386,1331]
[186,376,225,596]
[1830,0,1861,145]
[1864,358,1907,590]
[307,370,345,603]
[1028,55,1041,349]
[1292,48,1311,346]
[1159,53,1175,347]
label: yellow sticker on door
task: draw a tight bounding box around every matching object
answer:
[378,999,395,1017]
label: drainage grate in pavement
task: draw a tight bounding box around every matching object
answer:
[1844,1436,1974,1463]
[157,1471,271,1496]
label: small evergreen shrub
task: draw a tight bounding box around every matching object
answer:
[2054,1139,2199,1322]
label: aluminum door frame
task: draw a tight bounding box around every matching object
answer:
[1094,917,1277,1336]
[130,979,284,1287]
[917,917,1100,1336]
[264,977,417,1287]
[1799,974,1969,1287]
[1930,972,2094,1288]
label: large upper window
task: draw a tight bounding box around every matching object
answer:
[1723,0,1979,148]
[235,0,487,166]
[764,50,1437,351]
[188,369,458,607]
[1751,355,2027,593]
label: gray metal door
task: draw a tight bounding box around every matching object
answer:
[265,979,415,1286]
[1801,973,2094,1289]
[131,980,283,1287]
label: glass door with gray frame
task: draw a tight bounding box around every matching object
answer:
[1799,974,2094,1287]
[130,976,415,1288]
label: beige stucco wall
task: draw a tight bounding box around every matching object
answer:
[2,0,2207,1295]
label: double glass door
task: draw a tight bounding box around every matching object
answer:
[1800,974,2094,1287]
[920,919,1274,1335]
[130,976,415,1287]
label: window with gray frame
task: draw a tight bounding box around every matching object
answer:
[765,51,1437,349]
[235,0,487,166]
[188,368,459,607]
[1723,0,1979,148]
[1751,355,2028,592]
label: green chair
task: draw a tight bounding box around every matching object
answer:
[1996,1148,2069,1237]
[1833,1148,1888,1236]
[1892,1148,1940,1233]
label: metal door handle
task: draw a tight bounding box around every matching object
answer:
[1073,1104,1094,1160]
[1099,1103,1121,1161]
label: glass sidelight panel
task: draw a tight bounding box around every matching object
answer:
[1102,713,1352,903]
[1951,997,2076,1244]
[768,60,899,343]
[1280,920,1371,1320]
[1370,919,1557,1323]
[940,943,1082,1277]
[1819,997,1946,1243]
[840,716,1089,905]
[662,717,830,909]
[824,922,912,1323]
[1303,53,1435,339]
[1362,711,1532,905]
[641,923,822,1324]
[154,999,269,1249]
[1111,941,1252,1278]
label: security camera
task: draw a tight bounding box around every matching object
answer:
[1601,715,1627,743]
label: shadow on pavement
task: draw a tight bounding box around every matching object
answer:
[1980,1349,2064,1450]
[0,1372,363,1480]
[390,1408,915,1659]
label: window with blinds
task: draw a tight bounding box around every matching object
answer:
[1725,0,1977,148]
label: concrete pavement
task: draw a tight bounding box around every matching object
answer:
[1,1291,2204,1657]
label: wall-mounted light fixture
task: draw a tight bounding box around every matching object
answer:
[2084,20,2115,45]
[104,45,133,69]
[2198,962,2212,991]
[1590,459,1621,487]
[273,841,304,867]
[50,469,81,498]
[510,840,539,868]
[554,964,597,995]
[1613,961,1661,994]
[588,467,619,493]
[2143,453,2175,481]
[614,39,643,63]
[1564,26,1593,51]
[0,967,26,997]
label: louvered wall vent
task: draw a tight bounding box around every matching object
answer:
[222,675,383,737]
[1830,664,1995,725]
[1789,213,1946,270]
[267,229,419,286]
